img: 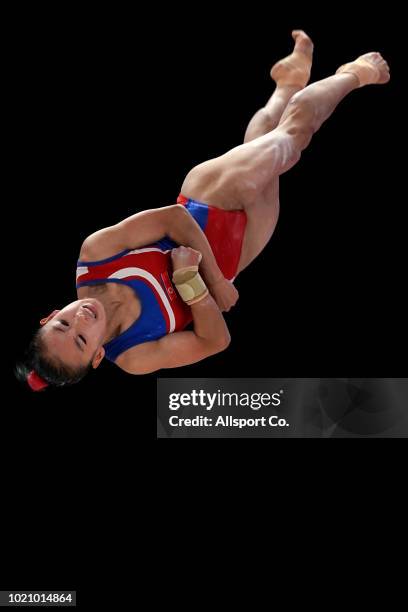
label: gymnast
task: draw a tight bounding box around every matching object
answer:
[16,31,390,389]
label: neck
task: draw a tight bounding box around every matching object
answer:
[78,286,123,343]
[101,299,124,344]
[77,282,141,344]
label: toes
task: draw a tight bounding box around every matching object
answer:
[291,29,314,54]
[366,52,382,62]
[291,29,312,43]
[363,51,389,69]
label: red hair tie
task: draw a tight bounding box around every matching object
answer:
[27,370,49,391]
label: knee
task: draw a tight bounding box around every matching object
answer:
[286,91,316,119]
[259,107,279,130]
[283,92,317,146]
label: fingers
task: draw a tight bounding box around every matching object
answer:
[171,245,203,268]
[172,245,201,255]
[218,292,239,312]
[171,245,202,259]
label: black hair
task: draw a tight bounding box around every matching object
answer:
[15,328,93,390]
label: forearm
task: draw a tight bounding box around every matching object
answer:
[190,293,231,348]
[168,207,223,285]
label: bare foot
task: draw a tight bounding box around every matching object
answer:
[270,30,314,88]
[336,52,390,87]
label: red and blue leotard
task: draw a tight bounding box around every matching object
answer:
[76,196,247,362]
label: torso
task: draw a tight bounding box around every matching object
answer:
[75,197,246,365]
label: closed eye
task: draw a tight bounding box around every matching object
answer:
[59,319,69,327]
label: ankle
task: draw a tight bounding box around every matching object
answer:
[335,72,361,89]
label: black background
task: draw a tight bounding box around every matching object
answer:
[3,3,406,600]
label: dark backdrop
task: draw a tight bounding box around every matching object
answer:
[8,11,405,406]
[3,3,406,596]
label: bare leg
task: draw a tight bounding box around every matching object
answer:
[244,85,300,142]
[241,31,314,270]
[234,73,366,273]
[180,50,390,275]
[181,30,314,208]
[244,30,314,143]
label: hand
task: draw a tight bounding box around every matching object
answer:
[208,277,239,312]
[171,246,202,271]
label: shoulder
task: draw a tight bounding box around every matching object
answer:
[78,226,123,262]
[78,205,186,261]
[114,341,161,375]
[112,330,227,375]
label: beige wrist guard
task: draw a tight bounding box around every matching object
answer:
[172,266,209,306]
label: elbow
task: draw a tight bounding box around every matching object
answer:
[167,204,191,239]
[222,331,231,350]
[174,202,191,220]
[172,204,190,221]
[211,331,231,354]
[174,203,189,214]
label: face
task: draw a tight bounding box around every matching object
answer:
[40,299,107,369]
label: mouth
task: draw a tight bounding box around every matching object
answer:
[82,304,97,319]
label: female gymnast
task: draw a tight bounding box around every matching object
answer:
[17,31,390,389]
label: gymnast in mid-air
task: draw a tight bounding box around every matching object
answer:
[17,30,390,389]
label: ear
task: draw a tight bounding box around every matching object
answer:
[92,346,105,369]
[40,310,60,326]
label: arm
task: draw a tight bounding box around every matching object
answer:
[116,246,231,374]
[116,293,231,374]
[80,203,239,312]
[80,204,223,286]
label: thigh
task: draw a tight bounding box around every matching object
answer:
[235,179,281,274]
[179,156,245,211]
[180,126,300,212]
